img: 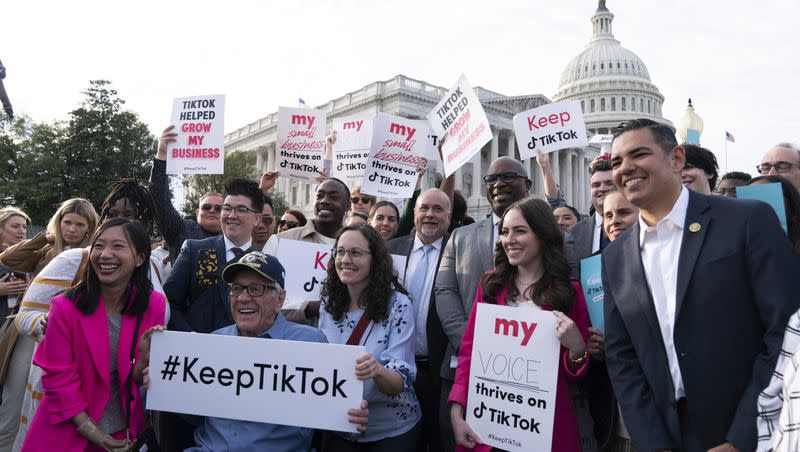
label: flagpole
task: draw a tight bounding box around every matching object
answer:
[724,135,728,174]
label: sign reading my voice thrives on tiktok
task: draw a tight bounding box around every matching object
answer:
[168,95,225,174]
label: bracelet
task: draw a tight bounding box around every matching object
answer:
[569,350,588,365]
[76,418,108,446]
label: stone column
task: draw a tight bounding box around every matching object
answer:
[471,152,482,199]
[564,152,574,206]
[455,167,464,192]
[255,147,264,173]
[551,151,561,197]
[507,133,516,160]
[490,128,499,162]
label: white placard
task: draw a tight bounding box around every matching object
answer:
[332,115,373,182]
[466,303,559,452]
[276,107,327,182]
[512,100,588,159]
[168,95,225,174]
[426,75,492,176]
[147,331,364,432]
[275,239,409,310]
[361,113,429,198]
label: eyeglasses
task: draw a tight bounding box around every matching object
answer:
[199,204,223,212]
[229,283,276,297]
[332,247,371,260]
[757,161,796,174]
[350,197,373,204]
[221,205,259,215]
[483,172,527,185]
[279,220,299,229]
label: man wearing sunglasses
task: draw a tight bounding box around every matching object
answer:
[151,125,224,262]
[759,142,800,193]
[349,185,377,216]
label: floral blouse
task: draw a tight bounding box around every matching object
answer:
[318,291,421,442]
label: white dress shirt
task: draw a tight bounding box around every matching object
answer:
[223,235,252,262]
[591,213,603,253]
[405,235,443,356]
[638,186,690,400]
[492,213,502,247]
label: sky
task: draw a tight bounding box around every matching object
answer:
[3,0,798,178]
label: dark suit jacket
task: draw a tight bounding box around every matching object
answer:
[387,232,449,384]
[566,215,596,262]
[164,236,254,333]
[602,191,800,451]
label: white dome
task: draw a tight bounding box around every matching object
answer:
[553,1,672,133]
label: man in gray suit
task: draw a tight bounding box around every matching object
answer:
[434,156,531,451]
[566,157,615,260]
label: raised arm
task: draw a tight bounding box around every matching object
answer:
[150,125,191,255]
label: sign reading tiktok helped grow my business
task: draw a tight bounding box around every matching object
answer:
[147,331,364,432]
[332,115,373,182]
[512,100,588,159]
[466,303,559,452]
[426,75,492,176]
[168,95,225,174]
[276,107,327,182]
[360,113,429,198]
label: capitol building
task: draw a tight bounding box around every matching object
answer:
[224,0,672,217]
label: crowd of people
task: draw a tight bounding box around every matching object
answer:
[0,119,797,452]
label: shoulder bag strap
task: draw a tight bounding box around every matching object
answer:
[346,312,371,346]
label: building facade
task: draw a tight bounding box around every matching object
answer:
[223,0,669,218]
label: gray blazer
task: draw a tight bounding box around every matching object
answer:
[434,216,495,380]
[566,215,596,262]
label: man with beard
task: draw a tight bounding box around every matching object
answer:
[263,178,350,324]
[434,156,531,451]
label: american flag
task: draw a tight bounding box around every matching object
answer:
[725,131,735,143]
[298,98,309,108]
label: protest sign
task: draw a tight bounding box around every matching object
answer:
[275,238,409,310]
[580,255,604,334]
[168,95,225,174]
[426,75,492,176]
[588,133,613,158]
[332,115,373,182]
[361,113,429,198]
[147,331,364,432]
[736,182,788,233]
[466,303,559,452]
[512,100,588,160]
[276,107,327,182]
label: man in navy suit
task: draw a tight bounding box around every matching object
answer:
[165,178,264,334]
[602,118,799,451]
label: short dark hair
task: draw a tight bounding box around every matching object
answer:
[683,144,720,190]
[262,193,274,210]
[612,118,678,154]
[324,177,351,200]
[720,171,752,184]
[66,218,153,316]
[554,204,580,219]
[283,209,307,226]
[589,158,612,175]
[224,178,264,212]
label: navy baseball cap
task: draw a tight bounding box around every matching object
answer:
[221,251,286,288]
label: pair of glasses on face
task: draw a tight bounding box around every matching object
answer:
[221,205,259,215]
[199,204,223,212]
[279,220,299,229]
[483,172,526,185]
[229,283,276,297]
[332,247,371,260]
[757,162,796,174]
[350,197,372,204]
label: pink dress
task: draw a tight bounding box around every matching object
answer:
[22,291,166,452]
[449,278,590,452]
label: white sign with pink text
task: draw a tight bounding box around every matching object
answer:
[276,107,327,182]
[332,115,373,182]
[512,100,588,159]
[168,95,225,175]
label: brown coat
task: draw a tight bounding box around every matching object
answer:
[0,232,58,275]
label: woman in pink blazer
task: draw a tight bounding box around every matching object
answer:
[449,198,590,452]
[22,218,166,452]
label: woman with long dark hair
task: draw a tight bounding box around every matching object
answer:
[449,198,590,452]
[318,223,421,450]
[21,218,167,451]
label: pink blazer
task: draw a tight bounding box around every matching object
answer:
[23,291,167,452]
[449,278,590,452]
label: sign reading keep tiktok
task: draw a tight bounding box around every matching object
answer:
[512,100,588,159]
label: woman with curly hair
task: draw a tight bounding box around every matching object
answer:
[318,223,421,451]
[449,198,590,452]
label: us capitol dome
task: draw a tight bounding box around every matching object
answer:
[553,0,673,135]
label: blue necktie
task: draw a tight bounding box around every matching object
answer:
[408,245,433,305]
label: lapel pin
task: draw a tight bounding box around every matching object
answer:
[689,223,701,233]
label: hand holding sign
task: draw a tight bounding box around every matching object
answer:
[156,125,178,161]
